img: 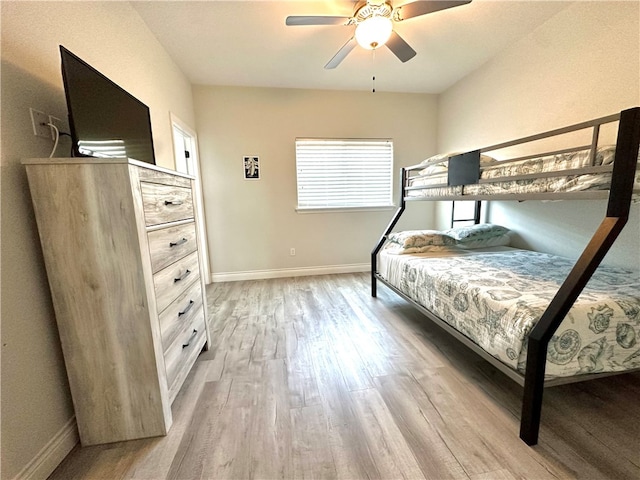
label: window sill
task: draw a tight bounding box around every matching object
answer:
[295,205,396,214]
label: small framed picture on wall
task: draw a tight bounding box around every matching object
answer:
[243,156,260,180]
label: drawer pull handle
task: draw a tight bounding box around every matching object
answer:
[183,329,198,349]
[169,237,188,247]
[178,300,195,317]
[164,199,184,206]
[174,269,192,283]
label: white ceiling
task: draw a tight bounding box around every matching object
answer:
[131,0,570,94]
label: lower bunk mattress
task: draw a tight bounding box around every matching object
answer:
[378,246,640,379]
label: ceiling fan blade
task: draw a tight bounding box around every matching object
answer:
[286,16,350,26]
[324,37,357,69]
[386,31,417,63]
[394,0,471,21]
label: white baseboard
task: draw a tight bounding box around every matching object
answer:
[17,416,78,480]
[211,263,370,283]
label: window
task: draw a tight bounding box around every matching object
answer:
[295,138,394,210]
[451,200,481,228]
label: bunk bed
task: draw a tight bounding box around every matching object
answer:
[371,107,640,445]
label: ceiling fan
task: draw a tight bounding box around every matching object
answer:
[286,0,471,69]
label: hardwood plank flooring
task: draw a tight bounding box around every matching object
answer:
[49,273,640,479]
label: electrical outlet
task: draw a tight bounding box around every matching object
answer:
[48,115,65,140]
[290,248,296,256]
[30,108,50,138]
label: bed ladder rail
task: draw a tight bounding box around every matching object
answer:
[372,167,407,297]
[520,106,640,445]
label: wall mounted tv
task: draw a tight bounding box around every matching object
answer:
[60,45,156,165]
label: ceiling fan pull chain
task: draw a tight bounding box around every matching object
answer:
[372,49,376,93]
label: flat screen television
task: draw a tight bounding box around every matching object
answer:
[60,45,156,165]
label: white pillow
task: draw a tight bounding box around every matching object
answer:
[383,243,461,255]
[387,230,457,249]
[418,152,496,176]
[455,234,511,249]
[444,223,510,242]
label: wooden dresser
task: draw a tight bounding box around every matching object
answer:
[23,158,210,446]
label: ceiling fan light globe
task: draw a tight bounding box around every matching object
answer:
[355,16,393,50]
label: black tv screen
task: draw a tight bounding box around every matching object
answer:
[60,46,156,165]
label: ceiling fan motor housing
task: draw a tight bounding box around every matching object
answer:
[355,1,393,23]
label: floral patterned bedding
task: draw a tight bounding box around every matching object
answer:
[407,146,640,201]
[379,247,640,379]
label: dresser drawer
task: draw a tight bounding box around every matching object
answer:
[153,250,200,313]
[141,182,194,226]
[137,168,192,189]
[164,309,205,392]
[148,222,197,274]
[159,279,203,352]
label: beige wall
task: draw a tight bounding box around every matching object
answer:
[1,2,195,478]
[437,1,640,269]
[193,86,438,278]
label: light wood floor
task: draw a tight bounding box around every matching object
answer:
[50,273,640,479]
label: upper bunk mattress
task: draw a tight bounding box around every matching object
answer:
[407,146,640,200]
[378,246,640,379]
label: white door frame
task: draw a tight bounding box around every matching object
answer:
[170,112,211,284]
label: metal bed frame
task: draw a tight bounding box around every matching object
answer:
[371,107,640,445]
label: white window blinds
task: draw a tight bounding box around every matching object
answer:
[296,138,394,209]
